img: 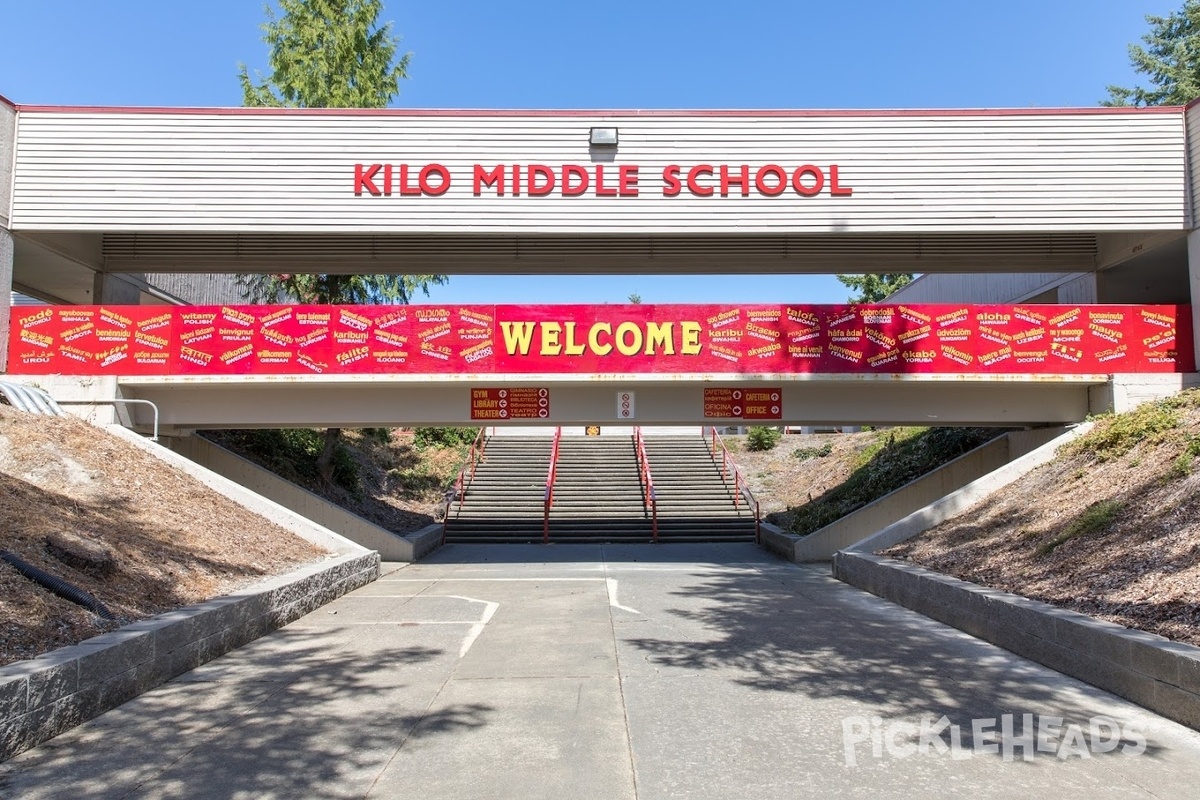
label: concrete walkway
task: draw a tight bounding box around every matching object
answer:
[4,544,1200,799]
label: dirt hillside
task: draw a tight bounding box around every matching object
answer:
[886,391,1200,646]
[0,407,329,667]
[731,427,1003,534]
[202,427,463,534]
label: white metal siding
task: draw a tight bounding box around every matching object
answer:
[11,109,1190,234]
[1187,104,1200,229]
[888,272,1089,304]
[0,102,15,228]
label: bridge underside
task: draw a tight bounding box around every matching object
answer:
[10,229,1176,306]
[110,374,1106,433]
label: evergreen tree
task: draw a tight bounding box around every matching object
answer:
[237,0,444,486]
[238,0,411,108]
[835,273,914,304]
[1105,1,1200,107]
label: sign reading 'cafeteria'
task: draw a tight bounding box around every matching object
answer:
[353,163,854,198]
[7,304,1192,377]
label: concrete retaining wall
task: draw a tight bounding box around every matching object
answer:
[0,552,380,762]
[163,434,437,562]
[104,426,370,557]
[766,427,1074,563]
[847,424,1088,556]
[793,434,1012,561]
[834,552,1200,731]
[1089,373,1200,415]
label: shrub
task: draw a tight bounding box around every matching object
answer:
[782,426,1004,537]
[1169,436,1200,479]
[1037,499,1123,555]
[1067,393,1199,461]
[208,428,360,495]
[357,427,393,444]
[413,427,479,449]
[746,426,782,451]
[793,442,833,460]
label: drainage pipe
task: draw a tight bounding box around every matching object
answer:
[0,550,117,620]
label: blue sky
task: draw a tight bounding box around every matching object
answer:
[0,1,1180,304]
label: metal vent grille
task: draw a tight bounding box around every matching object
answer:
[102,232,1098,274]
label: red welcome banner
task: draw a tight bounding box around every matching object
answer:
[6,303,1193,377]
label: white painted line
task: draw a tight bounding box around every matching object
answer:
[325,595,500,658]
[457,597,500,658]
[327,621,482,626]
[606,578,641,615]
[385,577,606,582]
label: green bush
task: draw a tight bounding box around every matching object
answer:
[783,426,1003,536]
[746,426,782,451]
[1037,499,1123,555]
[357,427,393,444]
[208,428,359,495]
[1169,435,1200,479]
[1068,390,1200,462]
[413,427,479,449]
[793,442,833,460]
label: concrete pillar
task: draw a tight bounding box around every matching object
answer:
[0,228,11,373]
[1187,230,1200,367]
[1057,272,1100,305]
[92,271,144,305]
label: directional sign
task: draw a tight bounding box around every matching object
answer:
[471,387,550,420]
[703,387,781,419]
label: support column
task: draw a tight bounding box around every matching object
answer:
[92,271,143,305]
[0,227,12,373]
[1187,230,1200,369]
[1057,272,1100,305]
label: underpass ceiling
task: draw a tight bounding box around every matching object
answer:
[96,231,1101,274]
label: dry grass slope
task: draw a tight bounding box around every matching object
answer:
[0,408,329,667]
[886,390,1200,646]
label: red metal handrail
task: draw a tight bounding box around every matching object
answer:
[707,427,763,543]
[441,426,491,544]
[633,427,658,542]
[543,426,563,543]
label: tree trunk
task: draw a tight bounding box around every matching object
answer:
[317,427,342,486]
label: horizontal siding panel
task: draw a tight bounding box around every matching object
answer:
[1188,105,1200,227]
[11,109,1188,233]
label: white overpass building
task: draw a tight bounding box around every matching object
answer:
[1,96,1197,428]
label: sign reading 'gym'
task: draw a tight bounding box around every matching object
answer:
[353,163,854,198]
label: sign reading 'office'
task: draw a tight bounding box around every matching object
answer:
[353,163,854,198]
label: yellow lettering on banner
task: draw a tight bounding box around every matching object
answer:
[503,318,703,358]
[645,322,674,355]
[589,322,613,355]
[563,322,587,355]
[472,389,488,398]
[616,322,643,356]
[681,321,702,355]
[500,321,535,355]
[541,322,563,355]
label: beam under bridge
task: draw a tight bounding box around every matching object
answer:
[112,373,1102,432]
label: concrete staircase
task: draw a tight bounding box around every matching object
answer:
[442,436,552,543]
[642,435,758,541]
[443,431,758,544]
[546,436,653,542]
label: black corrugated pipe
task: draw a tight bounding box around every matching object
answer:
[1,550,116,620]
